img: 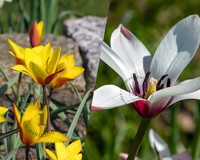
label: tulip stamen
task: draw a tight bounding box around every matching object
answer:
[133,73,140,95]
[156,74,168,90]
[142,71,151,97]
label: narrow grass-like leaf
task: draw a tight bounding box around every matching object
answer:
[38,0,46,23]
[45,0,57,33]
[20,81,34,110]
[2,113,10,153]
[5,140,22,160]
[30,0,38,25]
[68,82,82,102]
[35,143,45,160]
[0,129,18,140]
[67,88,93,139]
[0,77,18,97]
[0,68,17,95]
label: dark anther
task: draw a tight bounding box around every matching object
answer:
[159,84,164,90]
[133,73,140,95]
[156,74,168,90]
[167,78,171,87]
[142,71,151,97]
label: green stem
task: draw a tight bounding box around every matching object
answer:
[42,85,51,131]
[25,144,30,160]
[170,106,178,154]
[16,72,22,104]
[127,118,151,160]
[192,105,200,159]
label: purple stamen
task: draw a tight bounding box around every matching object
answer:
[167,78,171,87]
[133,73,140,95]
[142,71,150,97]
[157,74,168,90]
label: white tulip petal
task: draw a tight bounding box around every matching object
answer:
[150,15,200,84]
[169,89,200,106]
[91,85,140,110]
[101,43,133,90]
[111,24,151,82]
[148,77,200,106]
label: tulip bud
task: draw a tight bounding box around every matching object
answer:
[29,21,44,47]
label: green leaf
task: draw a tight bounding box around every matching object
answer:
[67,88,93,139]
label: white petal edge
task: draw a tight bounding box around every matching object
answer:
[101,42,133,90]
[91,85,140,110]
[150,15,200,84]
[148,77,200,106]
[111,25,151,82]
[169,89,200,106]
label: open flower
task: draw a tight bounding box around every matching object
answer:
[11,43,62,85]
[13,100,69,145]
[0,106,8,123]
[49,54,84,88]
[29,21,44,47]
[92,15,200,117]
[45,140,82,160]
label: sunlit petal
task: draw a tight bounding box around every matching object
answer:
[150,15,200,84]
[148,77,200,106]
[92,85,140,110]
[38,131,70,143]
[169,89,200,106]
[101,43,133,90]
[45,148,57,160]
[111,24,151,81]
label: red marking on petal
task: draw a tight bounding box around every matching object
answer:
[91,106,104,111]
[120,24,132,40]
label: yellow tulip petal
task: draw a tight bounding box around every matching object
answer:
[65,140,82,156]
[61,66,84,79]
[21,120,41,145]
[47,47,61,74]
[40,43,53,68]
[59,54,74,68]
[0,106,8,114]
[13,104,21,125]
[37,21,44,41]
[55,142,69,159]
[75,154,82,160]
[38,131,70,143]
[28,61,48,84]
[11,65,31,76]
[45,148,57,160]
[24,48,43,69]
[55,140,82,160]
[8,39,24,60]
[22,101,47,135]
[0,116,6,123]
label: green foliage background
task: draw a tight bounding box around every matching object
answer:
[84,0,200,160]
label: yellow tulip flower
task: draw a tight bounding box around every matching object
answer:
[49,54,84,88]
[11,43,62,85]
[13,100,69,145]
[45,140,82,160]
[0,106,8,123]
[29,21,44,47]
[8,39,25,65]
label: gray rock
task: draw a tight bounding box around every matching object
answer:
[64,16,107,89]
